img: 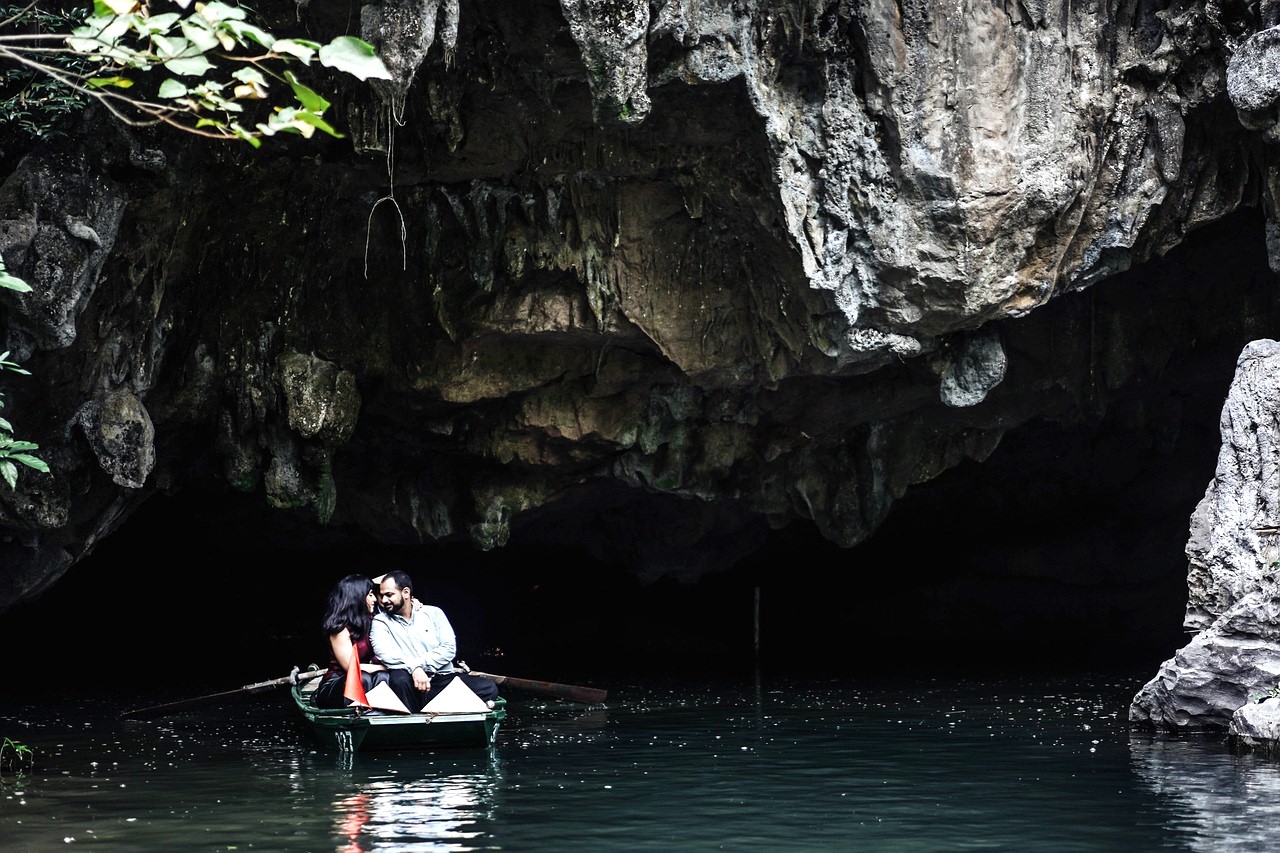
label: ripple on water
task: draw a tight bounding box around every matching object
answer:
[1,674,1279,850]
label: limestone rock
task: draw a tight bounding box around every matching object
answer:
[277,351,361,444]
[76,389,155,490]
[1229,697,1280,751]
[360,0,459,103]
[940,329,1007,408]
[0,145,126,353]
[1131,341,1280,730]
[7,2,1280,609]
[1228,26,1280,139]
[560,0,651,125]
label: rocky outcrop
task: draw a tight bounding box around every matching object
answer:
[1131,341,1280,731]
[4,1,1280,608]
[1229,697,1280,752]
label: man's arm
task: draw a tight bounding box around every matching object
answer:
[422,607,457,674]
[369,615,411,669]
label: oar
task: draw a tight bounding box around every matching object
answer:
[121,668,328,719]
[460,665,607,704]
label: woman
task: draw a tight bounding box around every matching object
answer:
[313,574,389,709]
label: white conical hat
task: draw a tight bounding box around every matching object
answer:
[422,677,491,713]
[363,681,412,714]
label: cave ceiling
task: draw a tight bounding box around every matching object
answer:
[3,0,1280,610]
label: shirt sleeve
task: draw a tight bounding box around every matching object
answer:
[369,615,407,669]
[423,607,457,674]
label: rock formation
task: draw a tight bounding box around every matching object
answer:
[4,1,1280,609]
[1131,340,1280,731]
[1229,696,1280,751]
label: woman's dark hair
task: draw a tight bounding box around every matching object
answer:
[322,574,375,641]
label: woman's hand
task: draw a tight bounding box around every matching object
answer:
[360,663,387,673]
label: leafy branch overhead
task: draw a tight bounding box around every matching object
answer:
[0,0,392,145]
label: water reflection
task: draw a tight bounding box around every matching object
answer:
[20,679,1280,850]
[1130,733,1280,851]
[335,792,371,853]
[288,750,504,851]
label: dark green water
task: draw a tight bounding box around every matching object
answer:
[2,672,1276,851]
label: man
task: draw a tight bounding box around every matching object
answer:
[369,570,500,709]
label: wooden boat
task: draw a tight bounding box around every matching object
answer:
[291,676,506,753]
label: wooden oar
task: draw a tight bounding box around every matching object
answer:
[120,669,328,719]
[462,667,607,704]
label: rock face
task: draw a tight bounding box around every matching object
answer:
[3,1,1280,607]
[1131,341,1280,731]
[1229,697,1280,751]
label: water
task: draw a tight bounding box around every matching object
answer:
[3,672,1278,851]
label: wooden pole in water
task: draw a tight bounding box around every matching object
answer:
[753,586,760,659]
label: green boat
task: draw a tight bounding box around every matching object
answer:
[291,678,506,753]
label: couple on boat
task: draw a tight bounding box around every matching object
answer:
[314,570,499,713]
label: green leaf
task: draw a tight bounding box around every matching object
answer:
[74,15,131,44]
[295,111,343,139]
[0,419,12,432]
[222,20,275,49]
[11,454,48,473]
[318,36,392,82]
[198,2,247,23]
[144,12,182,33]
[284,72,329,113]
[230,123,262,148]
[179,19,220,53]
[0,460,16,489]
[95,0,137,15]
[273,39,318,64]
[151,34,188,58]
[0,272,32,293]
[87,76,134,89]
[232,67,266,85]
[158,78,188,98]
[260,107,306,137]
[163,55,215,77]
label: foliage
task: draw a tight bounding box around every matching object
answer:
[0,1,393,488]
[0,3,90,142]
[0,736,34,774]
[0,257,46,488]
[0,0,392,146]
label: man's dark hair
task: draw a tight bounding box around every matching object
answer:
[382,569,414,593]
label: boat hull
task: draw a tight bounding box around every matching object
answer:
[291,683,505,752]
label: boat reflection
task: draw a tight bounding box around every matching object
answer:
[1130,732,1280,851]
[334,792,371,853]
[288,750,503,851]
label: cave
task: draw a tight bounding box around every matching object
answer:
[6,3,1280,733]
[4,205,1272,693]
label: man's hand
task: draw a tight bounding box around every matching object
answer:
[412,666,432,692]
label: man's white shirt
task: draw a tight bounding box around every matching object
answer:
[369,604,457,674]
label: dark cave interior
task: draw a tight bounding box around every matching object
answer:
[7,207,1277,699]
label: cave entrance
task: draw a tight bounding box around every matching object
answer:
[5,209,1275,691]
